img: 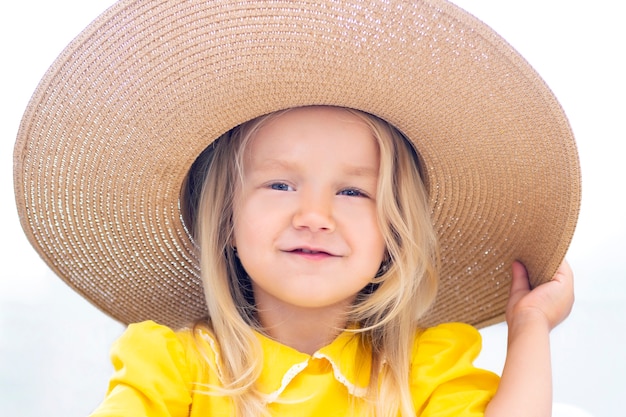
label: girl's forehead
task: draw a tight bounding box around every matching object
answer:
[250,109,374,144]
[258,106,366,131]
[247,107,376,148]
[242,108,380,169]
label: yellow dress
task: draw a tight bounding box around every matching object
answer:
[90,321,498,416]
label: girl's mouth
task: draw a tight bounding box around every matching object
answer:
[298,248,325,254]
[288,248,336,258]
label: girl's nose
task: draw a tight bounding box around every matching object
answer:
[292,191,335,232]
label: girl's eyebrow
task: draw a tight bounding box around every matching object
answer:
[342,165,378,179]
[252,158,297,172]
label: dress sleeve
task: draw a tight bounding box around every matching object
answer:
[410,322,500,416]
[89,321,194,417]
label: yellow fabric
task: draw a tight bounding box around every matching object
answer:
[90,321,498,416]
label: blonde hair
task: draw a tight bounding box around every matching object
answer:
[185,106,439,416]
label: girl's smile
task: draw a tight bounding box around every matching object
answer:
[232,106,386,327]
[282,246,339,258]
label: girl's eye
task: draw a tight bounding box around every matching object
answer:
[338,188,367,198]
[269,182,293,191]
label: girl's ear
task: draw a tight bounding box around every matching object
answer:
[230,234,238,255]
[374,251,391,278]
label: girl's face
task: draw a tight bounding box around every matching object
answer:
[232,106,386,319]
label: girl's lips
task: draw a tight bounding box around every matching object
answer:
[293,248,329,255]
[284,248,339,258]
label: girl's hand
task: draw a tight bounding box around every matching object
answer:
[506,260,574,331]
[486,260,573,416]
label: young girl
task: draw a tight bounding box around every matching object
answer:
[14,1,580,416]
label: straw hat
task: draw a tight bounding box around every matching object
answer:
[14,0,580,329]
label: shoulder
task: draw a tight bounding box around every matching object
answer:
[91,321,223,416]
[112,320,219,380]
[409,323,499,415]
[410,322,487,376]
[118,320,181,343]
[118,320,217,346]
[412,322,483,355]
[114,320,192,356]
[413,323,482,360]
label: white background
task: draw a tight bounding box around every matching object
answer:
[1,1,624,416]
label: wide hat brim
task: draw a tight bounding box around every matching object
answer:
[14,0,580,329]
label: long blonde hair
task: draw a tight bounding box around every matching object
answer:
[184,106,439,416]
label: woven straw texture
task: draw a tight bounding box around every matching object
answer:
[14,0,580,329]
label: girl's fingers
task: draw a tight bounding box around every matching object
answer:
[508,261,530,302]
[507,260,574,330]
[552,260,574,286]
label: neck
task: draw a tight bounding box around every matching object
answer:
[255,302,352,355]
